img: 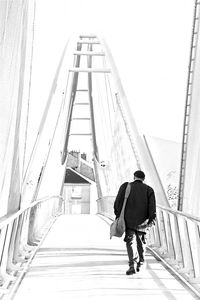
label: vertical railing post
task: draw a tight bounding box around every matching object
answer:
[164,212,176,262]
[0,224,16,283]
[177,218,194,276]
[186,221,200,282]
[157,209,168,256]
[171,215,184,265]
[6,218,22,272]
[12,213,27,263]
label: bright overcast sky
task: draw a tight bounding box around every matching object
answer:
[31,0,194,143]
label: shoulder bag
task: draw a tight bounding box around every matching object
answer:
[110,183,131,239]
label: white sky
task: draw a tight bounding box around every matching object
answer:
[30,0,194,144]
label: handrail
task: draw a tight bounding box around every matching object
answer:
[0,195,63,230]
[157,204,200,224]
[98,196,200,291]
[149,203,200,292]
[97,196,200,223]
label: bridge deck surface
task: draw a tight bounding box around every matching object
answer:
[13,215,197,300]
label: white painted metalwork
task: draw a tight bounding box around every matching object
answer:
[77,40,100,44]
[98,197,200,296]
[69,68,111,73]
[60,34,169,206]
[1,1,200,295]
[178,0,200,214]
[73,51,105,56]
[149,205,200,284]
[0,195,62,293]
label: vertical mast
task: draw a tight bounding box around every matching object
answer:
[178,1,200,210]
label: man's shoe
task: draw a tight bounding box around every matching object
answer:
[136,263,141,272]
[136,260,144,272]
[126,265,136,275]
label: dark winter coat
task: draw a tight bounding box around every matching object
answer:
[114,180,156,230]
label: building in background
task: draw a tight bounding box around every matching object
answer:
[62,151,97,214]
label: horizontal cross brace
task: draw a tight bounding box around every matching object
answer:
[79,35,97,39]
[74,102,89,105]
[76,89,88,92]
[74,51,105,56]
[70,133,92,136]
[77,40,100,44]
[72,118,90,120]
[69,68,111,73]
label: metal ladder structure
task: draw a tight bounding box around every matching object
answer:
[59,34,170,207]
[61,35,112,198]
[178,0,200,211]
[61,35,110,166]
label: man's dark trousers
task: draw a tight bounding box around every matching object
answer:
[124,229,145,266]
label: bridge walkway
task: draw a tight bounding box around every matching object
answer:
[12,215,198,300]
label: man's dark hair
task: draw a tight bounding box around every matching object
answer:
[134,170,145,180]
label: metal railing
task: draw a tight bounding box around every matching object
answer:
[97,197,200,288]
[148,204,200,284]
[97,196,115,220]
[0,195,63,295]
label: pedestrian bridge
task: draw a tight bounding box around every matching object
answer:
[1,198,200,299]
[1,1,200,299]
[8,215,199,300]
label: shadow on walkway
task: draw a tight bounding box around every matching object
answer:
[13,215,197,300]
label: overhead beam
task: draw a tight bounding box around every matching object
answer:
[69,68,111,73]
[77,40,100,44]
[76,89,88,92]
[73,102,89,105]
[72,118,90,120]
[74,51,105,56]
[70,133,92,136]
[79,35,97,39]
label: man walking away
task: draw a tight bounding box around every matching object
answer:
[114,170,156,275]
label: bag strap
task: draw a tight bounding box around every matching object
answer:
[120,183,131,217]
